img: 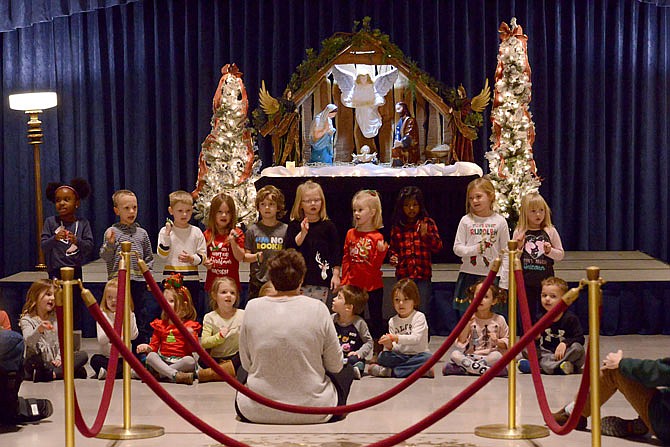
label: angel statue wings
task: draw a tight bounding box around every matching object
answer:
[331,65,399,138]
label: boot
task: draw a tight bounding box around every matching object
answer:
[197,360,235,383]
[174,371,194,385]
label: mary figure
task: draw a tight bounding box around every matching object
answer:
[309,104,337,164]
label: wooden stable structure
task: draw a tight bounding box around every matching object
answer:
[259,33,483,165]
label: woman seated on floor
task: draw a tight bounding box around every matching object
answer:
[235,249,353,424]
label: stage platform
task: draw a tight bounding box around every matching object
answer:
[2,251,669,337]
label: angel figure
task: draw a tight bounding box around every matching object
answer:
[450,79,491,163]
[331,65,398,138]
[309,104,338,164]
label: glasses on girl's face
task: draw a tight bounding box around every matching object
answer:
[301,199,322,204]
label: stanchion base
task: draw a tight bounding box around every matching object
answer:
[96,424,164,440]
[475,423,549,439]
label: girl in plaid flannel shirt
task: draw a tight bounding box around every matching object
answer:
[389,186,442,323]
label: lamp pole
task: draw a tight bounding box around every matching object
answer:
[9,92,58,271]
[27,111,47,270]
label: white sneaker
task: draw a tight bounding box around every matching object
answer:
[368,364,392,377]
[97,368,107,380]
[352,366,362,380]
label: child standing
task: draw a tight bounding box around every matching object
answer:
[519,277,584,375]
[341,190,388,341]
[453,177,510,317]
[157,190,207,321]
[99,189,155,346]
[41,178,94,330]
[331,285,373,379]
[244,185,288,300]
[203,193,246,296]
[286,181,341,303]
[513,192,564,320]
[197,277,244,382]
[369,279,433,378]
[90,278,138,379]
[136,274,201,385]
[445,281,509,376]
[19,279,88,382]
[389,186,442,321]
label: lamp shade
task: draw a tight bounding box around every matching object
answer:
[9,92,58,112]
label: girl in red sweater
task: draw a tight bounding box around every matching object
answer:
[136,274,201,384]
[341,190,388,340]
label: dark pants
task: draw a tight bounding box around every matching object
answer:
[366,288,385,339]
[130,280,160,346]
[90,354,126,378]
[0,330,24,424]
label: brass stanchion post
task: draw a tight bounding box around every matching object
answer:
[585,266,604,447]
[57,267,77,447]
[475,240,549,439]
[97,241,163,440]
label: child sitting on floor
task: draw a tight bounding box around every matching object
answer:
[369,279,433,378]
[518,276,584,375]
[331,285,373,379]
[444,280,509,376]
[136,274,201,385]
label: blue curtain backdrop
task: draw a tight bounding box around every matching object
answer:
[0,0,668,278]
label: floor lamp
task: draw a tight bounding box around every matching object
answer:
[9,91,58,271]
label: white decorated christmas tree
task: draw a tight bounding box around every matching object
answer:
[485,18,541,228]
[193,64,261,227]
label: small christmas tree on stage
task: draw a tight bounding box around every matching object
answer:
[485,18,541,229]
[193,64,261,227]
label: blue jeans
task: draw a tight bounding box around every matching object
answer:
[377,350,432,378]
[0,330,24,374]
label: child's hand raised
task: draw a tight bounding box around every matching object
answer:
[165,218,173,236]
[38,320,54,333]
[418,220,428,237]
[300,217,310,234]
[219,327,230,338]
[105,228,116,244]
[543,242,552,255]
[203,257,213,269]
[377,240,388,252]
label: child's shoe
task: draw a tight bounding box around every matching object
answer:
[97,368,107,380]
[552,407,588,430]
[368,364,392,378]
[558,361,574,375]
[352,366,361,380]
[601,416,648,438]
[422,367,435,378]
[517,359,531,374]
[174,372,194,385]
[442,362,466,376]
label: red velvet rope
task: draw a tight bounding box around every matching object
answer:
[86,300,251,447]
[514,269,592,434]
[367,286,572,446]
[142,267,498,415]
[55,269,126,437]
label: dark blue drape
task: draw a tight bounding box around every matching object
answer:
[0,0,669,278]
[0,0,139,32]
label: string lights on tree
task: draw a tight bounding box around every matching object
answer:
[485,18,541,229]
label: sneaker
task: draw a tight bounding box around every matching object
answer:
[97,368,107,380]
[368,364,392,378]
[559,361,574,375]
[352,365,361,380]
[552,407,588,430]
[518,359,531,374]
[442,362,467,376]
[601,416,649,438]
[14,398,53,424]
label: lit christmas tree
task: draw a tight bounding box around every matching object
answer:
[485,18,541,229]
[193,64,261,227]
